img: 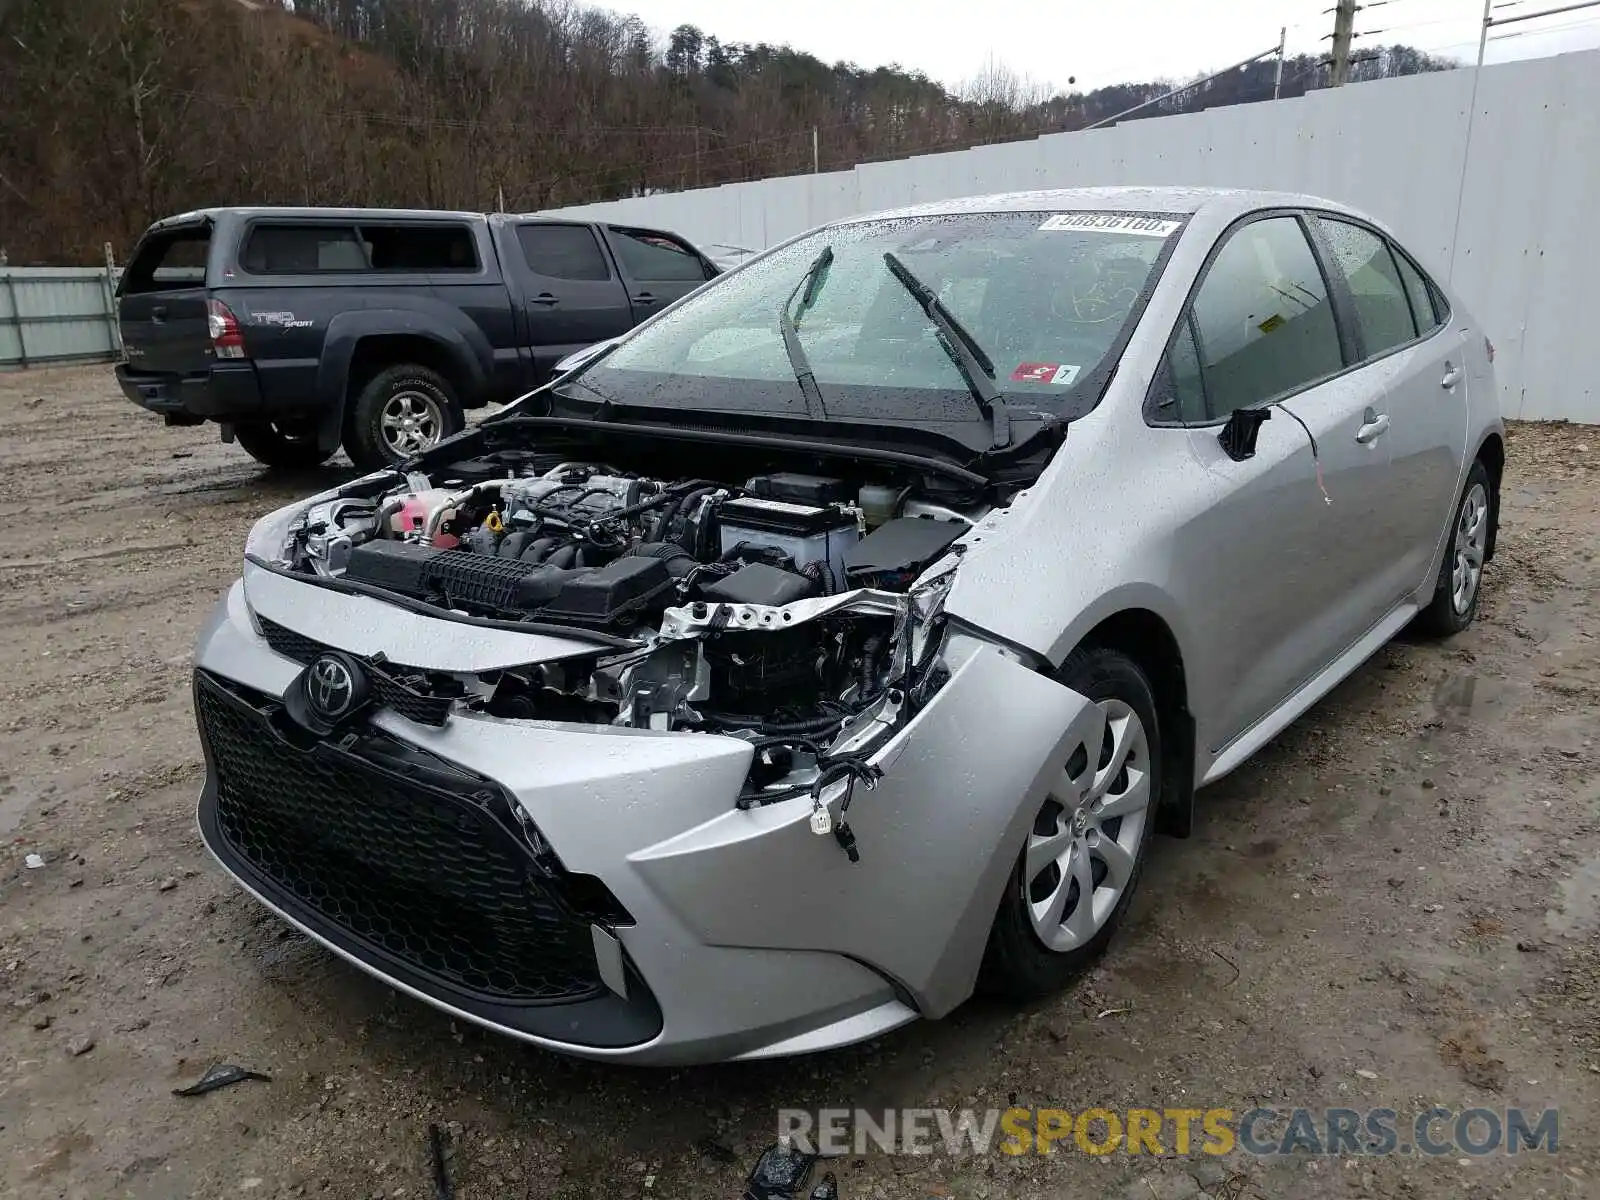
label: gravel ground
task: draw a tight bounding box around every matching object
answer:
[1,365,1596,1200]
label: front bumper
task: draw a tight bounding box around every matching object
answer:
[193,572,1095,1063]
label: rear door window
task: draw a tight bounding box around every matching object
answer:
[516,224,612,281]
[363,223,479,272]
[241,224,367,273]
[1315,217,1417,357]
[121,227,211,294]
[1185,215,1345,419]
[608,228,714,282]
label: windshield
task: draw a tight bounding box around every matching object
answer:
[575,210,1184,435]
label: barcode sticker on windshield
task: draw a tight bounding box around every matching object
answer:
[1011,362,1081,385]
[1038,213,1182,237]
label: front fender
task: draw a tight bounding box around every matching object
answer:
[627,644,1102,1017]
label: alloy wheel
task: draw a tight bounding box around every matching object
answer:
[379,389,445,456]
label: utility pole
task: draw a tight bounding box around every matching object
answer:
[1273,26,1286,98]
[1329,0,1359,87]
[812,127,819,174]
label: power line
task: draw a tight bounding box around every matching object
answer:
[1491,11,1600,36]
[1479,0,1600,63]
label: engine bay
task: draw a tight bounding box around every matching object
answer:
[276,448,986,814]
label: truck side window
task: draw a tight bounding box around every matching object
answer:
[242,224,367,273]
[609,228,714,282]
[517,225,611,281]
[363,224,479,272]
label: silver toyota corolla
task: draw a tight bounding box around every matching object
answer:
[196,187,1504,1064]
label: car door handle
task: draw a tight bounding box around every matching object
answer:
[1440,362,1462,389]
[631,291,658,304]
[1355,412,1391,444]
[529,293,560,307]
[150,305,167,323]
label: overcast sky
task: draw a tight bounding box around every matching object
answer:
[600,0,1600,93]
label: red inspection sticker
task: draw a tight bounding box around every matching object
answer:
[1010,362,1081,385]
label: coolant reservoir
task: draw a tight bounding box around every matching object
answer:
[858,483,898,529]
[392,489,459,548]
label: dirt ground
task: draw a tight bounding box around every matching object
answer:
[0,365,1596,1200]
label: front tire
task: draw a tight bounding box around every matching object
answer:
[1415,459,1492,638]
[343,364,463,471]
[233,420,334,471]
[980,646,1161,1000]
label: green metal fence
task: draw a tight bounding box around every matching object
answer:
[0,257,122,370]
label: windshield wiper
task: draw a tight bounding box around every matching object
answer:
[881,251,1012,449]
[779,246,833,420]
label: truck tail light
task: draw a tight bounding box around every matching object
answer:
[207,299,247,360]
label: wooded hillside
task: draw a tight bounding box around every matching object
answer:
[0,0,1456,264]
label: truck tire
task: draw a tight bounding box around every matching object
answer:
[234,420,335,471]
[343,364,464,471]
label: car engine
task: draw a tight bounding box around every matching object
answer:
[281,458,975,810]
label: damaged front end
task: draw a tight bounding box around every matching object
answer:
[246,442,1000,842]
[610,569,958,848]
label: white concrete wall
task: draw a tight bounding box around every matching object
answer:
[540,49,1600,423]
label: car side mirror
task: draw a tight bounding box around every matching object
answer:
[1218,406,1271,462]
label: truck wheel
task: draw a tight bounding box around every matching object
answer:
[234,420,335,470]
[344,364,463,471]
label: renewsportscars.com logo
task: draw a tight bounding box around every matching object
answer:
[776,1107,1559,1158]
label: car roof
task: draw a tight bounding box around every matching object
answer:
[841,185,1365,226]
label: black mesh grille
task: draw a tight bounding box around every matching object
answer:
[197,674,604,1004]
[260,618,321,664]
[370,674,456,727]
[258,618,454,727]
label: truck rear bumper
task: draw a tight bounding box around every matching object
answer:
[116,362,264,420]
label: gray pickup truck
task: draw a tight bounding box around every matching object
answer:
[115,207,722,470]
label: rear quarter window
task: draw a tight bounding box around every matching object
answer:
[121,227,210,294]
[1390,244,1446,334]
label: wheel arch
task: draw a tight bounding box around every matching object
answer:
[1070,606,1197,839]
[343,334,475,408]
[313,313,487,453]
[1474,431,1505,561]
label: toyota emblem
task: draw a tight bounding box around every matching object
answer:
[306,655,357,721]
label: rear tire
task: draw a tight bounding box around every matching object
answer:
[980,646,1162,1000]
[233,420,334,471]
[1415,459,1492,638]
[343,364,463,472]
